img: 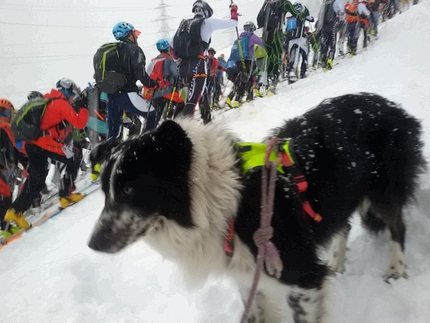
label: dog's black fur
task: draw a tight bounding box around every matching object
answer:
[89,93,425,323]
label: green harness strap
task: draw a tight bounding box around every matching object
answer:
[237,140,295,175]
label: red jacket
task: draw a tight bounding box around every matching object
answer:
[29,89,88,156]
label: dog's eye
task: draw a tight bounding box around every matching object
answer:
[123,186,133,195]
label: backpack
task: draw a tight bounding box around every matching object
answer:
[229,34,252,63]
[323,0,337,25]
[142,53,171,100]
[286,17,298,32]
[257,0,283,30]
[93,42,127,94]
[11,97,59,142]
[173,18,208,59]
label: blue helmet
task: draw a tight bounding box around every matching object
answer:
[112,22,134,40]
[156,39,170,52]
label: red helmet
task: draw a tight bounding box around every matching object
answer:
[0,98,14,122]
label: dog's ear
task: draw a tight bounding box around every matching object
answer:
[145,120,193,178]
[90,137,120,164]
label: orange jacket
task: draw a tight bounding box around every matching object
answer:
[345,3,359,23]
[29,89,88,156]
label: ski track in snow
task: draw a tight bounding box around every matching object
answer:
[1,1,430,323]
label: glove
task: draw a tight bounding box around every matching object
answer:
[72,91,88,112]
[230,3,238,21]
[306,16,315,22]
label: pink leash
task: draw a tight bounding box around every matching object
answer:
[240,137,284,323]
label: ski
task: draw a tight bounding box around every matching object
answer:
[0,181,100,250]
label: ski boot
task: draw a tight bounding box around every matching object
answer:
[225,97,233,108]
[327,58,333,70]
[232,100,241,108]
[4,209,30,230]
[60,193,84,209]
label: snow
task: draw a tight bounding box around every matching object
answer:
[1,1,430,322]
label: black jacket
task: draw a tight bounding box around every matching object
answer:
[117,41,156,93]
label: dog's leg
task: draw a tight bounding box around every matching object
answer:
[287,284,328,323]
[380,209,407,282]
[327,223,351,274]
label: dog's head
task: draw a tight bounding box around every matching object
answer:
[88,121,194,253]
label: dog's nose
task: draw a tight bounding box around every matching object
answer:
[87,222,118,253]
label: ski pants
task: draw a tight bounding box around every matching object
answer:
[320,22,337,63]
[369,11,379,36]
[10,144,82,213]
[288,39,308,76]
[228,60,254,102]
[360,19,369,48]
[346,22,359,54]
[264,29,283,83]
[337,20,347,55]
[178,57,209,120]
[107,92,156,139]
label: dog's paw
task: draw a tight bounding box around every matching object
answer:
[383,264,408,283]
[383,241,407,283]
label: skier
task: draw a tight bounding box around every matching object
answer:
[368,0,381,37]
[317,0,344,69]
[358,0,371,50]
[334,0,347,57]
[345,0,369,56]
[257,0,308,92]
[172,0,238,123]
[217,53,227,86]
[4,78,89,230]
[226,21,265,108]
[144,38,180,124]
[94,22,157,139]
[205,48,224,108]
[0,99,27,232]
[286,3,314,82]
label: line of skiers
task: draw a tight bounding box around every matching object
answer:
[0,0,419,236]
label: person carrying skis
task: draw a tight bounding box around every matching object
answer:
[4,78,89,230]
[143,38,181,124]
[172,0,238,123]
[316,0,344,70]
[0,99,27,232]
[226,21,264,108]
[286,3,314,82]
[94,22,157,139]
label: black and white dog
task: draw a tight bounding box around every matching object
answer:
[88,93,425,323]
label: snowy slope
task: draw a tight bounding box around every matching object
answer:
[1,2,430,323]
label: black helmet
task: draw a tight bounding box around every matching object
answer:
[27,91,43,100]
[192,0,213,18]
[208,47,216,54]
[56,77,81,99]
[244,21,256,33]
